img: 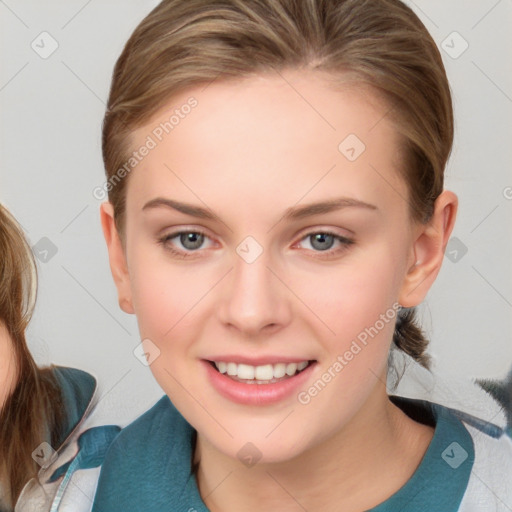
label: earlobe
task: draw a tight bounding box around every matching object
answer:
[99,203,135,314]
[399,190,458,307]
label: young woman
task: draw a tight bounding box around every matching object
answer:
[91,0,512,510]
[0,204,119,512]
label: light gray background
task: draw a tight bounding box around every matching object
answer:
[1,1,511,425]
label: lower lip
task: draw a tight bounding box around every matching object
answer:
[202,360,316,406]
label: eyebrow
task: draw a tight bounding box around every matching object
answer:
[142,196,378,221]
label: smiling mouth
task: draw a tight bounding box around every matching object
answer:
[208,360,316,384]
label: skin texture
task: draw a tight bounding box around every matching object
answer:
[0,322,17,409]
[101,69,457,511]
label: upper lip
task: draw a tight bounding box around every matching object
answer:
[204,355,315,365]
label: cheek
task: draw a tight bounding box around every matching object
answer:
[291,244,403,340]
[288,242,403,403]
[292,258,400,426]
[130,255,208,339]
[128,253,209,396]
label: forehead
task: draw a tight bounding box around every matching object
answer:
[126,70,406,219]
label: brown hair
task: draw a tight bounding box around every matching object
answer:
[0,205,63,508]
[102,0,454,370]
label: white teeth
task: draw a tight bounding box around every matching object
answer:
[285,363,297,376]
[237,364,255,380]
[213,360,310,380]
[273,363,286,378]
[255,364,273,380]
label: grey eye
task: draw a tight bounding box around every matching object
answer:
[179,232,205,250]
[309,233,335,251]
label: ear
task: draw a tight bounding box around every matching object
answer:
[100,203,134,314]
[399,190,458,307]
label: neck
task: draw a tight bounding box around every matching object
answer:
[194,376,434,512]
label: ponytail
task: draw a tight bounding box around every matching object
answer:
[393,307,431,370]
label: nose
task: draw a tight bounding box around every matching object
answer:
[217,248,292,338]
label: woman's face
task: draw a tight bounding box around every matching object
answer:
[104,70,439,462]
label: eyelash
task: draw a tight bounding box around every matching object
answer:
[157,229,354,260]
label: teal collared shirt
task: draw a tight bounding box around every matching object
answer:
[92,394,477,512]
